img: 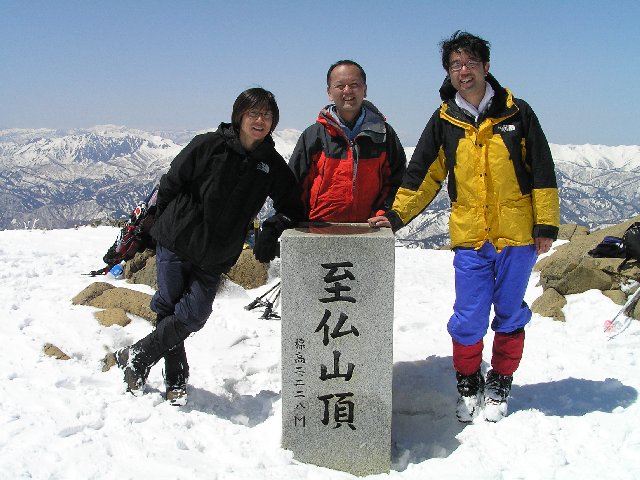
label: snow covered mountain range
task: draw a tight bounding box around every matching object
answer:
[1,126,639,244]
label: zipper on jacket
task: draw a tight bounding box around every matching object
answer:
[350,139,359,195]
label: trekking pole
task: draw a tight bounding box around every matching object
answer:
[260,287,282,320]
[604,286,640,339]
[84,265,112,277]
[245,281,281,311]
[264,281,280,303]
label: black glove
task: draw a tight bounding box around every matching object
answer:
[253,214,293,263]
[254,226,280,263]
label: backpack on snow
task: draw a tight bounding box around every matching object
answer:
[619,222,640,270]
[87,185,159,277]
[588,236,626,259]
[588,222,640,271]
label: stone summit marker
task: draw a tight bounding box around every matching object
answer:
[280,223,394,476]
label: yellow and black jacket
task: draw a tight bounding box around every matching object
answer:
[386,74,560,250]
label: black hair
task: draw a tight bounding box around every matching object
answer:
[439,31,491,71]
[231,87,279,133]
[326,60,367,86]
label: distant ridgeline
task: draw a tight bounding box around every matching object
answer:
[1,127,639,246]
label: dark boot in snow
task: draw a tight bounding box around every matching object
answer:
[166,384,188,406]
[483,369,513,422]
[163,341,189,406]
[455,369,484,423]
[114,347,149,396]
[101,352,117,372]
[115,315,191,396]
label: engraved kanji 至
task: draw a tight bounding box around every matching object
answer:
[319,262,356,303]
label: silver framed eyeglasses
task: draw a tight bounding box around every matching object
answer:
[449,60,482,72]
[247,111,274,120]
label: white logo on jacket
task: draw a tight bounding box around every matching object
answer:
[256,162,270,173]
[496,124,516,133]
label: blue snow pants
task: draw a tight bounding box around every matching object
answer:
[447,242,537,346]
[150,244,221,333]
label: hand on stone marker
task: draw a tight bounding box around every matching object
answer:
[368,215,391,228]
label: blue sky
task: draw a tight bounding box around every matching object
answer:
[2,0,638,146]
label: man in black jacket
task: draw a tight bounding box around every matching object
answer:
[114,88,303,405]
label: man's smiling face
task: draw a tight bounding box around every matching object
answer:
[448,50,490,104]
[327,64,367,123]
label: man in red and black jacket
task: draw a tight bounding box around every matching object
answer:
[289,60,406,223]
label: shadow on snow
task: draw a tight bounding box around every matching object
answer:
[183,386,280,428]
[390,355,637,470]
[143,355,637,469]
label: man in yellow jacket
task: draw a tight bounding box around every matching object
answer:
[369,31,560,423]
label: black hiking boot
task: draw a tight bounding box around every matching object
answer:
[114,347,150,396]
[164,341,189,406]
[455,369,485,423]
[166,384,188,406]
[484,369,513,422]
[115,315,191,396]
[157,314,190,406]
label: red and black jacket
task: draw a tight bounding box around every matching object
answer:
[288,100,406,223]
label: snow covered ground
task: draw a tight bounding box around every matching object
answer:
[0,226,638,479]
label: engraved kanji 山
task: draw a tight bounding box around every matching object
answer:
[319,350,355,381]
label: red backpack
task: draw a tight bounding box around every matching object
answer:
[87,185,159,276]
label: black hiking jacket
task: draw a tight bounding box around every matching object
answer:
[150,123,304,273]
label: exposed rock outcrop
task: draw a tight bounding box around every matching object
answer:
[226,249,269,290]
[533,215,640,321]
[43,343,70,360]
[73,283,155,324]
[94,308,131,327]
